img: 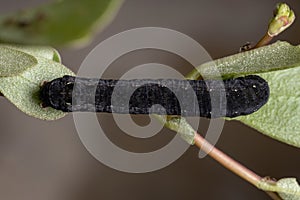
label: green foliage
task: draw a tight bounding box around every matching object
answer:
[0,1,299,195]
[155,115,196,144]
[187,41,300,148]
[0,46,37,76]
[277,178,300,200]
[0,0,122,119]
[0,0,123,46]
[235,66,300,148]
[0,44,62,62]
[258,178,300,199]
[0,45,74,120]
[187,41,300,80]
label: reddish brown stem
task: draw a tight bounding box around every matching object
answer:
[265,192,283,200]
[193,133,282,200]
[254,33,273,48]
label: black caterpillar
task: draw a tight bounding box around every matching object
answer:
[39,75,269,118]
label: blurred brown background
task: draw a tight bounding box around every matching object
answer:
[0,0,300,199]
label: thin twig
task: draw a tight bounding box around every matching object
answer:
[265,192,283,200]
[254,33,273,48]
[193,133,282,200]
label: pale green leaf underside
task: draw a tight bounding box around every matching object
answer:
[278,178,300,200]
[0,46,37,77]
[0,0,123,46]
[234,67,300,147]
[258,178,300,199]
[0,44,61,63]
[187,41,300,80]
[0,56,74,120]
[0,44,61,77]
[188,41,300,147]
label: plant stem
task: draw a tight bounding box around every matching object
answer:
[265,192,283,200]
[253,3,295,49]
[254,33,273,48]
[193,133,282,200]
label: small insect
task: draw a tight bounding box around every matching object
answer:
[39,75,269,118]
[239,42,253,52]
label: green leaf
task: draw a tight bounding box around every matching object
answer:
[186,41,300,80]
[186,41,300,147]
[0,46,37,77]
[155,115,196,145]
[257,178,300,199]
[0,56,74,120]
[0,0,123,46]
[278,178,300,200]
[234,66,300,147]
[0,44,61,62]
